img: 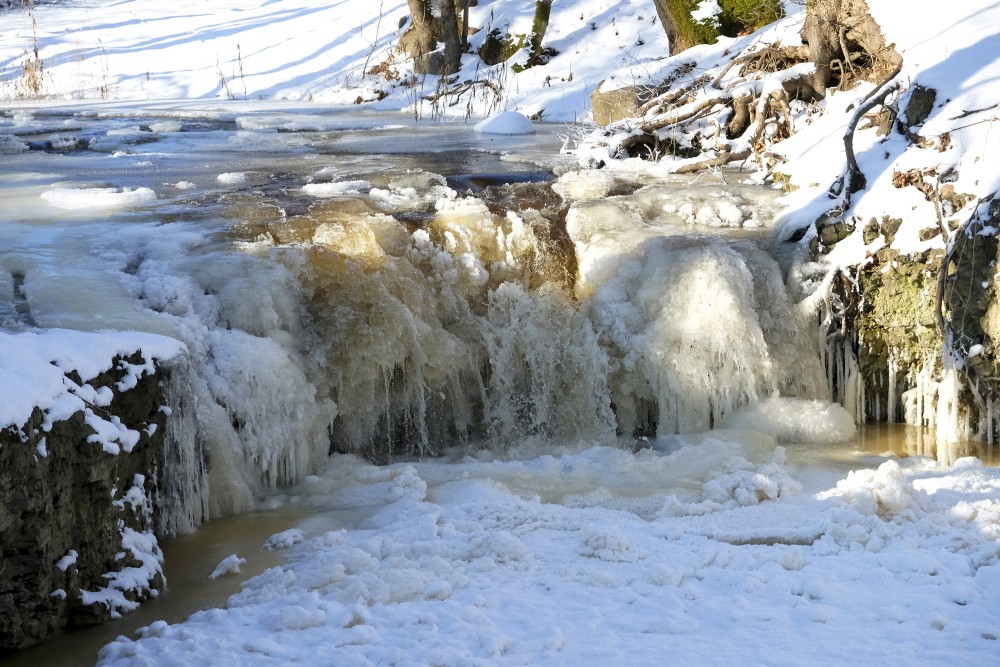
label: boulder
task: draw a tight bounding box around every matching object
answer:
[591,81,654,126]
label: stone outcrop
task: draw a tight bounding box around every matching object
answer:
[0,353,174,654]
[820,199,1000,440]
[590,82,655,126]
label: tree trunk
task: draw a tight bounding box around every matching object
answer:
[439,0,463,75]
[460,0,470,49]
[527,0,553,66]
[400,0,439,67]
[801,0,901,95]
[651,0,680,54]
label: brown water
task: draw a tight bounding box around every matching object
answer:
[1,509,306,667]
[783,422,999,492]
[845,423,998,466]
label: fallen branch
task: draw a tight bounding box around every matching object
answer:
[422,78,500,103]
[948,104,998,121]
[674,147,751,174]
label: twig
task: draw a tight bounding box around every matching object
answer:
[948,104,998,121]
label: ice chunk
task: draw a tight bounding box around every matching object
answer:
[721,397,857,443]
[209,554,247,579]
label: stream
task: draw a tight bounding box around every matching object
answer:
[1,102,996,665]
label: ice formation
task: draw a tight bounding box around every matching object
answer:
[2,112,843,530]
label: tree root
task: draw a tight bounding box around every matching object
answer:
[423,78,501,104]
[830,62,902,209]
[591,39,813,172]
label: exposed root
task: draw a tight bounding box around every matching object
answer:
[579,1,902,178]
[831,63,902,209]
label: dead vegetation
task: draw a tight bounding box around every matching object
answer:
[586,0,901,177]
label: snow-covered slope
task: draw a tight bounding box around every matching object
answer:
[0,0,671,121]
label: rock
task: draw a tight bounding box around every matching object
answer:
[903,84,936,128]
[590,81,655,126]
[881,216,902,243]
[918,225,940,242]
[478,29,522,66]
[818,220,852,246]
[0,354,183,654]
[862,217,881,244]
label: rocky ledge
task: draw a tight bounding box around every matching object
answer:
[0,346,190,654]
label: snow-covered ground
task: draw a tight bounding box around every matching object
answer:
[96,443,1000,666]
[0,0,672,122]
[2,0,1000,665]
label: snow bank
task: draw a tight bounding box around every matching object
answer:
[0,329,183,443]
[96,446,1000,666]
[0,0,672,122]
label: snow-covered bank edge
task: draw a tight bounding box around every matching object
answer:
[0,0,671,123]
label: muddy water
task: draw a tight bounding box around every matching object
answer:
[2,509,307,667]
[846,422,999,466]
[783,423,999,496]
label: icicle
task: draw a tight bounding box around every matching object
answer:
[988,399,994,445]
[887,352,897,423]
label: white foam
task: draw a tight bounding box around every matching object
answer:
[721,397,857,443]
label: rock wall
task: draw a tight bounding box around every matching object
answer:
[0,353,175,654]
[817,200,1000,446]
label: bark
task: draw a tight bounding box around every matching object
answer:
[801,0,901,95]
[527,0,553,66]
[651,0,680,54]
[401,0,439,61]
[460,0,470,49]
[400,0,465,75]
[438,0,462,75]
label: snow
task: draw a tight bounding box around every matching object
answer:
[263,529,305,551]
[41,187,158,212]
[1,0,999,665]
[0,0,674,122]
[208,554,247,580]
[722,398,857,444]
[54,550,78,572]
[82,475,164,619]
[474,111,536,135]
[96,446,1000,666]
[0,329,183,443]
